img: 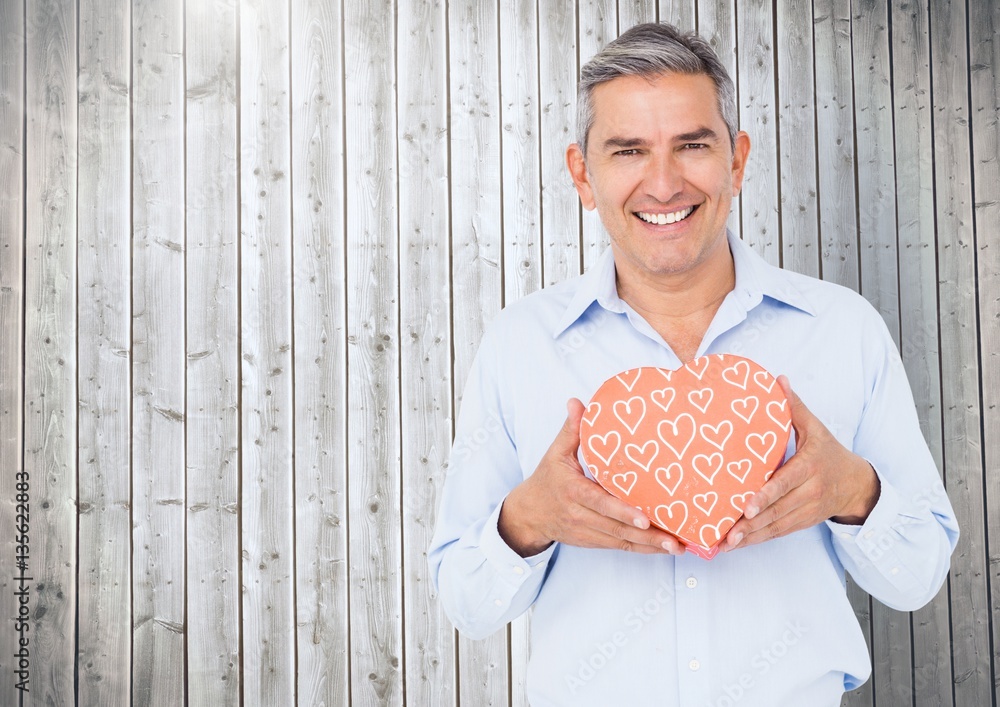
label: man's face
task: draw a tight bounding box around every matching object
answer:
[567,72,750,284]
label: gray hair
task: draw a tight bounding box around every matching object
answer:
[576,22,738,156]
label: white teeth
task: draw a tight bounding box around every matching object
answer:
[637,206,695,225]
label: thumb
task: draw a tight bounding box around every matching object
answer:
[776,375,815,440]
[554,398,586,456]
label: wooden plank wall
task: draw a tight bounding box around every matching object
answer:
[0,0,997,705]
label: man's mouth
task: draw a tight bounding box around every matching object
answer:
[635,206,697,225]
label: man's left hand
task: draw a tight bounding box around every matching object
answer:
[723,375,881,551]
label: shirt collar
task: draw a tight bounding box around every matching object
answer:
[552,230,816,338]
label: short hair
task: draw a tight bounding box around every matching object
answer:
[576,22,738,156]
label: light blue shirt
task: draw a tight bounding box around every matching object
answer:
[428,232,958,707]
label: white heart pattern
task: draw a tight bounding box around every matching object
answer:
[624,440,659,472]
[614,396,647,435]
[612,471,638,496]
[655,464,684,496]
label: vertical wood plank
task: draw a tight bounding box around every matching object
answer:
[131,2,186,703]
[447,0,511,702]
[775,0,819,277]
[970,0,1000,701]
[618,0,657,30]
[539,0,581,285]
[929,1,991,705]
[696,0,738,236]
[657,0,696,31]
[22,0,77,701]
[185,0,241,701]
[396,0,455,705]
[290,0,348,704]
[0,1,25,704]
[735,0,779,264]
[890,0,952,703]
[240,0,296,703]
[813,0,859,292]
[851,2,911,703]
[76,0,131,703]
[578,0,616,270]
[344,0,404,703]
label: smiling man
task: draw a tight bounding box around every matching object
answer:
[429,22,957,706]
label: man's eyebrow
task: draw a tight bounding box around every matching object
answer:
[600,137,649,151]
[675,127,719,143]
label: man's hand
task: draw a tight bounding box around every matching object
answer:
[498,398,685,558]
[723,376,881,552]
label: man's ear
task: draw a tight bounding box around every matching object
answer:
[566,143,596,211]
[730,131,751,196]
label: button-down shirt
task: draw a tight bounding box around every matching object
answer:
[428,231,958,707]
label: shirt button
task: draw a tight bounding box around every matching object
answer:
[512,566,524,575]
[685,577,698,589]
[841,532,852,539]
[494,599,503,606]
[689,659,700,671]
[891,567,900,575]
[864,530,874,540]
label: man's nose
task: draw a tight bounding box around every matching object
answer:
[642,152,684,203]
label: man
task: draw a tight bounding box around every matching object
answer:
[429,22,957,706]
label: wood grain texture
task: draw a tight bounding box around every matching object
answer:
[813,0,859,291]
[240,0,296,703]
[618,0,657,29]
[396,0,455,705]
[185,0,241,702]
[22,0,77,702]
[971,2,1000,705]
[344,0,404,703]
[447,0,511,702]
[736,0,778,264]
[657,0,695,30]
[131,2,186,704]
[578,0,615,270]
[539,0,581,285]
[76,1,131,703]
[929,1,991,705]
[775,0,819,277]
[290,0,348,705]
[891,5,951,703]
[0,1,25,704]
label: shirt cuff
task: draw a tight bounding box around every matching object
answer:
[480,498,557,574]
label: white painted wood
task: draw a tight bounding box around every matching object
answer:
[22,0,78,701]
[185,0,241,702]
[131,2,186,704]
[930,1,992,705]
[76,1,131,704]
[736,0,778,264]
[397,1,456,705]
[657,0,695,30]
[539,0,582,285]
[0,1,25,704]
[578,0,616,270]
[290,0,348,705]
[776,0,819,276]
[239,0,296,703]
[344,0,404,703]
[971,2,1000,705]
[618,0,657,29]
[890,7,951,704]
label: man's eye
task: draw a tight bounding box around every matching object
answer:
[614,149,639,156]
[683,143,708,150]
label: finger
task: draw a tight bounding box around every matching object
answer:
[777,375,817,440]
[578,506,685,554]
[582,481,655,530]
[733,507,819,549]
[553,397,586,457]
[742,457,804,520]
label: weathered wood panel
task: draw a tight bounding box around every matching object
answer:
[657,0,695,30]
[971,2,1000,705]
[22,0,78,701]
[76,0,131,703]
[618,0,657,28]
[775,0,819,276]
[539,0,581,285]
[185,0,241,702]
[448,0,511,703]
[290,0,348,704]
[131,2,186,703]
[344,0,404,703]
[890,0,952,704]
[240,0,296,703]
[0,0,25,704]
[930,1,991,705]
[397,0,455,705]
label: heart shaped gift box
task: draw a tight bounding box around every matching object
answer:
[579,354,792,559]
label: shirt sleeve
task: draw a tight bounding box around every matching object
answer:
[427,326,557,640]
[825,314,959,612]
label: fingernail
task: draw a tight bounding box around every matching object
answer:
[744,505,757,520]
[661,540,673,551]
[729,532,743,548]
[633,517,647,529]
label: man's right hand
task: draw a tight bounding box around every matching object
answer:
[497,398,686,557]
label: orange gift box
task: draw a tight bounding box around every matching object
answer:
[580,354,792,559]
